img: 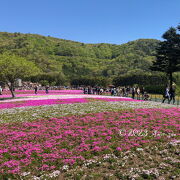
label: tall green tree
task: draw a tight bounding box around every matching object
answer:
[0,53,41,97]
[151,26,180,88]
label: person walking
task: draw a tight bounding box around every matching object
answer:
[141,86,145,99]
[126,86,130,97]
[88,87,92,94]
[100,88,104,95]
[0,86,2,95]
[83,87,86,94]
[45,86,49,94]
[122,87,125,97]
[162,85,170,103]
[132,87,135,99]
[111,88,114,96]
[169,84,176,104]
[136,87,141,100]
[34,86,38,94]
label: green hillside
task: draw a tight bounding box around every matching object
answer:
[0,32,160,85]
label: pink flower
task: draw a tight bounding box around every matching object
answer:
[92,146,101,152]
[106,136,112,140]
[116,147,122,151]
[63,159,76,165]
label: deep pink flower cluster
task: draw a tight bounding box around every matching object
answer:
[0,108,179,174]
[0,98,89,109]
[0,90,83,98]
[0,97,140,109]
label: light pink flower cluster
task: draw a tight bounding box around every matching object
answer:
[0,108,179,174]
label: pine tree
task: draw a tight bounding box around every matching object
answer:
[151,26,180,88]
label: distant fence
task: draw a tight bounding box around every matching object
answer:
[131,94,180,106]
[101,91,180,106]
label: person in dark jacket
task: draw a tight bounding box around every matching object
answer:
[132,87,135,99]
[162,85,170,103]
[34,86,38,94]
[169,85,176,104]
[45,86,49,94]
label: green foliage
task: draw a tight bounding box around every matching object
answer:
[71,77,110,87]
[144,85,165,94]
[113,73,167,87]
[0,53,40,81]
[176,85,180,96]
[29,72,67,86]
[0,32,161,86]
[39,80,49,86]
[0,53,41,97]
[173,72,180,85]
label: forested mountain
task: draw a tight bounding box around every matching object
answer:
[0,32,160,85]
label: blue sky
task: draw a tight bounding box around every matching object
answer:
[0,0,180,44]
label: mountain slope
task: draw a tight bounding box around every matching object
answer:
[0,32,160,81]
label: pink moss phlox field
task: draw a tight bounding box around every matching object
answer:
[0,108,179,174]
[0,97,141,109]
[0,98,89,109]
[0,90,83,98]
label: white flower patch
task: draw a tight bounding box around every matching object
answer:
[21,172,31,176]
[83,159,97,167]
[103,154,118,160]
[136,148,144,151]
[48,170,61,178]
[62,165,69,171]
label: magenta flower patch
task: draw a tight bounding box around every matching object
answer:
[0,98,89,109]
[0,108,179,175]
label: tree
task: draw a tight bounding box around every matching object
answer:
[151,26,180,88]
[0,53,41,97]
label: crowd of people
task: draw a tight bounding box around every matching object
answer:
[34,85,49,94]
[83,86,151,101]
[0,82,177,104]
